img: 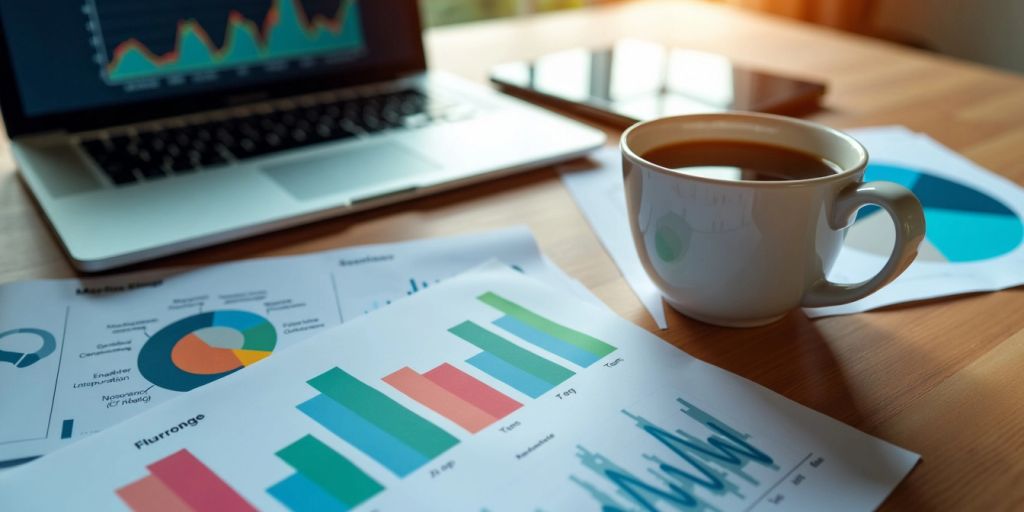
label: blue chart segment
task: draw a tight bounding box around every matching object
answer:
[853,163,1024,262]
[465,351,556,399]
[297,394,429,477]
[268,472,348,512]
[269,434,384,511]
[571,398,779,511]
[493,316,602,368]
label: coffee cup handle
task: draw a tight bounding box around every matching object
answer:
[801,181,926,308]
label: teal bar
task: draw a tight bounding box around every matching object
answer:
[276,435,383,508]
[478,292,616,358]
[449,321,575,385]
[307,368,458,459]
[268,472,349,512]
[298,394,429,476]
[467,351,553,398]
[494,315,601,367]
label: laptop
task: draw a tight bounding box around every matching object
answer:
[0,0,605,271]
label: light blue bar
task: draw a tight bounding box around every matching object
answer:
[298,394,429,477]
[466,351,553,398]
[268,472,349,512]
[494,315,601,368]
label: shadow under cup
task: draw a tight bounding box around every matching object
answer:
[621,113,882,327]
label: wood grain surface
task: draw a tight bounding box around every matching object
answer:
[2,1,1023,508]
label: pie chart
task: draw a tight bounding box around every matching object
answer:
[138,311,277,392]
[847,163,1024,262]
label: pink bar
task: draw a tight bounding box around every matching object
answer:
[384,367,498,433]
[424,363,522,419]
[148,449,256,512]
[116,475,195,512]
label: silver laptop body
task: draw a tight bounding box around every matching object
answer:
[0,0,604,271]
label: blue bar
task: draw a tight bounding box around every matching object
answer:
[493,315,601,368]
[60,419,73,439]
[297,394,429,477]
[466,351,554,398]
[268,472,349,512]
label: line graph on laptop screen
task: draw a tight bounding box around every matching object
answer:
[82,0,368,88]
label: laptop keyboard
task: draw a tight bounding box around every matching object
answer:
[79,89,465,186]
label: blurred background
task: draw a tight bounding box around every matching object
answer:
[421,0,611,27]
[422,0,1024,74]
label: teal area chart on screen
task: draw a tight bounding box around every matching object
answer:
[850,163,1024,263]
[101,0,365,83]
[138,310,277,392]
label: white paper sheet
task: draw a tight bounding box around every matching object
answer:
[0,227,600,464]
[0,262,918,511]
[560,148,669,329]
[561,130,1024,321]
[805,127,1024,316]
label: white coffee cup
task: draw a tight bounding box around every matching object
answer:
[622,113,926,327]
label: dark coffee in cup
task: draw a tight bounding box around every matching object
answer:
[641,140,843,182]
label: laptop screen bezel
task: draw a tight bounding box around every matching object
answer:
[0,0,427,138]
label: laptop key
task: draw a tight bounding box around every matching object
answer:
[107,170,138,185]
[200,151,227,167]
[135,149,153,164]
[108,135,131,150]
[161,154,192,173]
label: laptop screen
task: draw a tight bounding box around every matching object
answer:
[0,0,423,130]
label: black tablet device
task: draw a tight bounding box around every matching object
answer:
[490,40,826,127]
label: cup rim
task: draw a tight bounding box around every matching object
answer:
[620,112,869,188]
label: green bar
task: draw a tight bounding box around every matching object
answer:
[448,321,575,385]
[478,292,616,358]
[308,368,458,459]
[276,435,383,507]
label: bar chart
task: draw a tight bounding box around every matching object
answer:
[294,367,459,477]
[269,291,618,510]
[384,363,523,433]
[268,435,383,512]
[116,449,255,512]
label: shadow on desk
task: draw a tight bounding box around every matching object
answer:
[667,308,932,508]
[672,310,872,424]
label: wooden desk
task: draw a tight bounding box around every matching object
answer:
[3,1,1024,508]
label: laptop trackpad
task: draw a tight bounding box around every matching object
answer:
[263,142,439,201]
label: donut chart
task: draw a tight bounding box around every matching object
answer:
[138,311,277,392]
[850,163,1024,262]
[0,328,56,369]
